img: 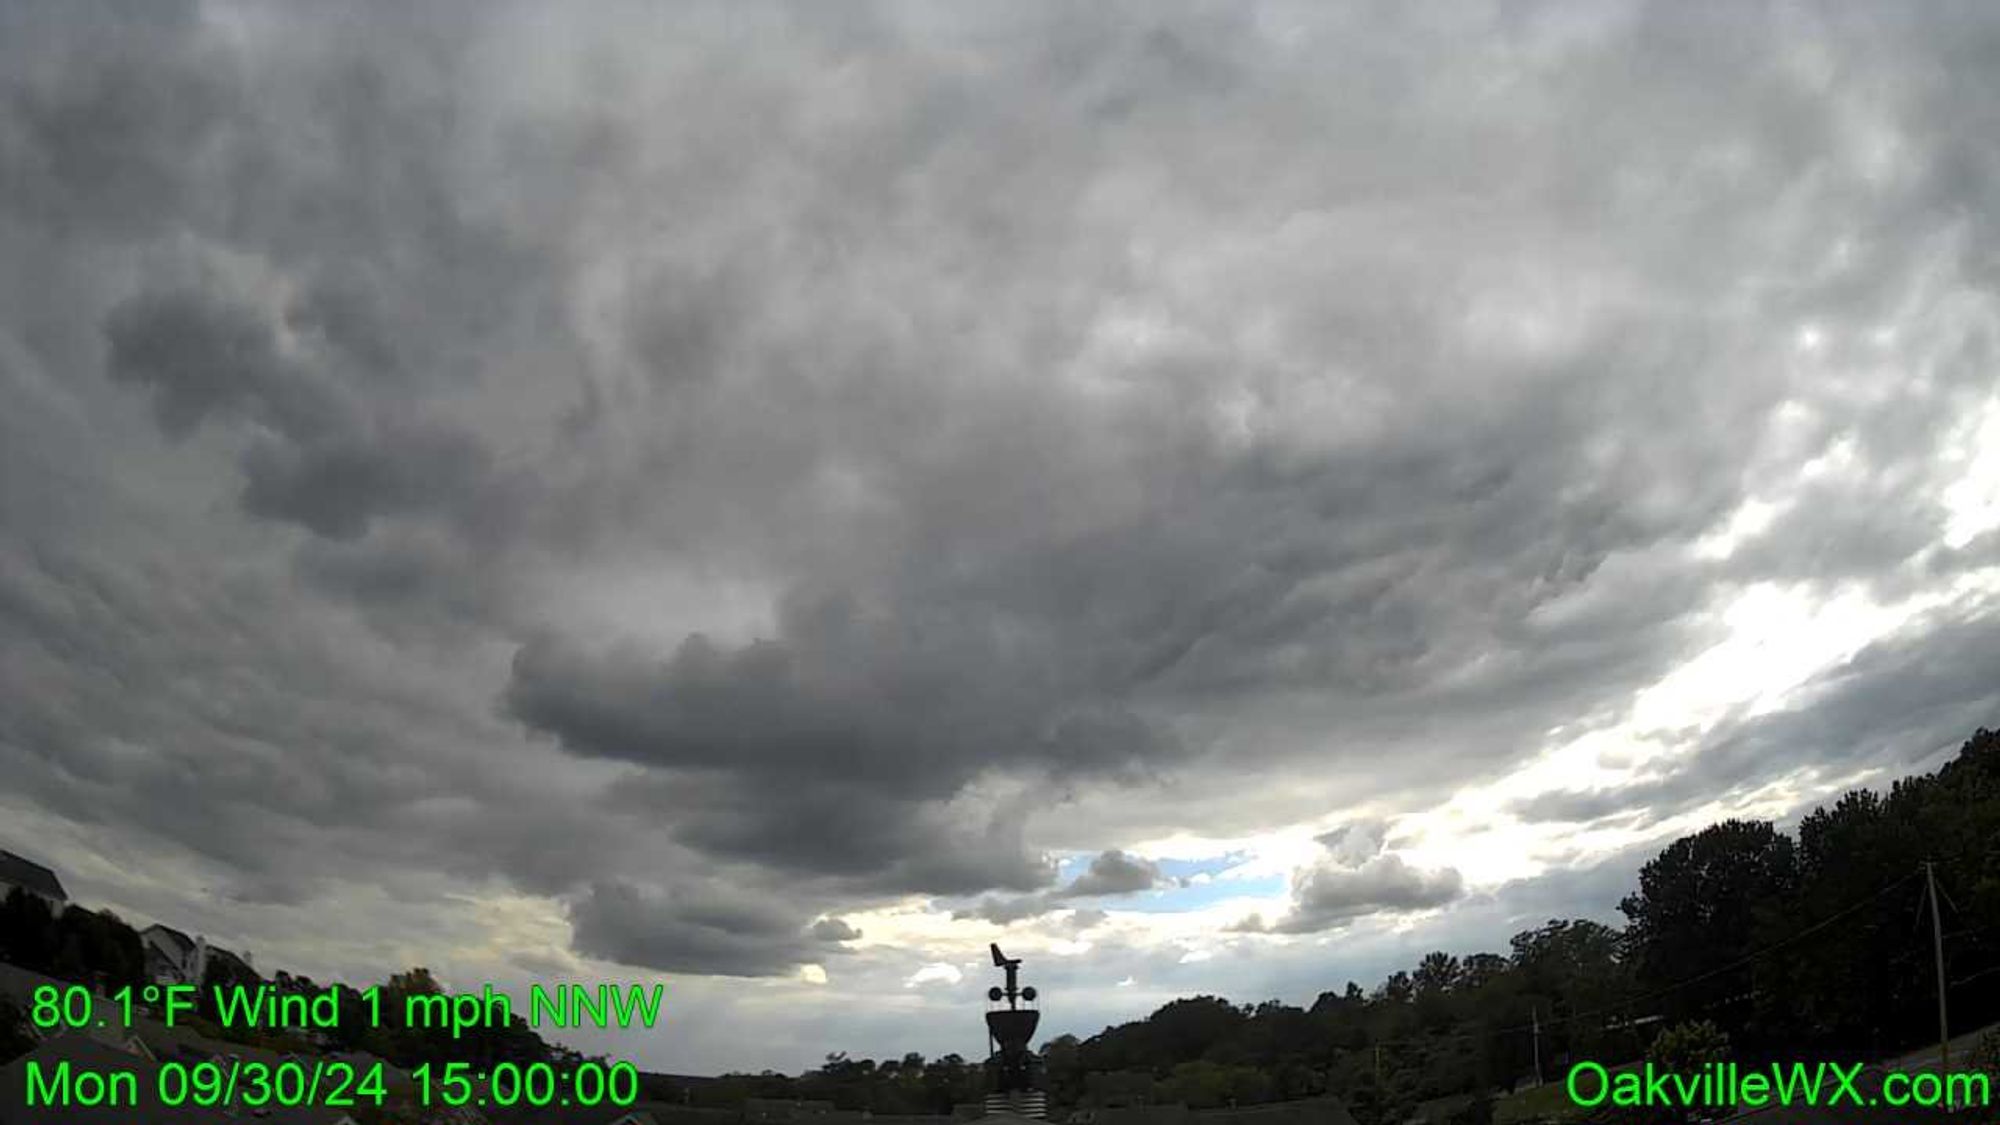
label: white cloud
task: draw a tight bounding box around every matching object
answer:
[904,963,964,988]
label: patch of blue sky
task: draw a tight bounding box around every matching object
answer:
[1056,852,1251,883]
[1112,873,1287,914]
[1046,850,1275,913]
[1155,854,1251,882]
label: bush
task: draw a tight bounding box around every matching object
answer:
[1645,1022,1729,1125]
[1646,1020,1728,1074]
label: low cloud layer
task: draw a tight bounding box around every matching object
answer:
[1064,850,1165,898]
[1272,855,1467,933]
[955,849,1168,924]
[1234,825,1465,934]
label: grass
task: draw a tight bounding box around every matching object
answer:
[1492,1062,1644,1125]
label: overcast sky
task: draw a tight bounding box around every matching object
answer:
[5,0,2000,1076]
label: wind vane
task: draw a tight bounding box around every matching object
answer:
[988,943,1036,1009]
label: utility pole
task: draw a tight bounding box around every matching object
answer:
[1926,862,1950,1074]
[1532,1006,1544,1088]
[1373,1043,1381,1086]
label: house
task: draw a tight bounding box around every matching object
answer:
[91,1022,361,1125]
[0,850,67,914]
[141,923,201,984]
[140,923,254,986]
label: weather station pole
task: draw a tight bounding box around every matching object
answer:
[983,944,1045,1119]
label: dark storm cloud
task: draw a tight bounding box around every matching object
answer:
[810,917,861,943]
[102,284,527,544]
[291,528,515,639]
[5,0,576,625]
[505,628,1173,795]
[0,0,220,237]
[236,420,496,541]
[661,779,1056,896]
[568,879,818,978]
[0,540,675,911]
[104,290,339,442]
[5,0,2000,1001]
[504,608,1177,891]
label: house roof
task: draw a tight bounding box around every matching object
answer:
[142,923,197,955]
[0,850,66,901]
[0,1034,224,1123]
[0,1031,356,1124]
[205,945,254,976]
[0,960,142,1053]
[236,1104,359,1125]
[505,1103,667,1125]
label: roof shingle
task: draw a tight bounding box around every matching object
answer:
[0,850,66,902]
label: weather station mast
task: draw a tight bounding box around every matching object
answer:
[982,943,1048,1120]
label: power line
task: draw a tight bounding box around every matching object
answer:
[1948,963,2000,988]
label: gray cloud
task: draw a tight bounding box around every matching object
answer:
[1510,788,1646,826]
[1234,818,1463,933]
[104,289,340,442]
[686,788,1055,897]
[1062,849,1162,897]
[810,916,862,943]
[504,615,1176,892]
[1254,854,1467,934]
[1062,908,1110,934]
[956,895,1060,926]
[953,849,1165,923]
[1316,820,1392,865]
[567,879,817,978]
[1513,598,2000,831]
[1,0,1998,1050]
[101,283,531,548]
